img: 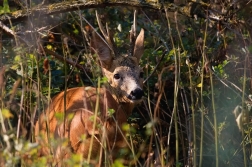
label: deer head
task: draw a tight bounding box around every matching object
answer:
[91,27,144,103]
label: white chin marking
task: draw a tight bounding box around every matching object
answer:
[130,98,142,104]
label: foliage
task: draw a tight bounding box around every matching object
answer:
[0,0,10,14]
[0,0,252,167]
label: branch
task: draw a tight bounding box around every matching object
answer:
[0,20,29,44]
[0,0,205,22]
[44,48,85,71]
[44,48,93,84]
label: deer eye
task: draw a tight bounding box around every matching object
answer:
[139,72,144,78]
[114,74,121,80]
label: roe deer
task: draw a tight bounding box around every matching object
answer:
[35,19,145,165]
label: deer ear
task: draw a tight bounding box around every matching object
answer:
[91,31,113,69]
[133,29,144,62]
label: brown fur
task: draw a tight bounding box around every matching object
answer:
[35,29,145,165]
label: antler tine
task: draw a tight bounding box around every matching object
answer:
[133,10,137,37]
[130,10,138,56]
[95,10,115,56]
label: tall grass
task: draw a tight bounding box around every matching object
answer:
[0,4,251,167]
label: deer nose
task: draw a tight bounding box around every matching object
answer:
[128,88,144,100]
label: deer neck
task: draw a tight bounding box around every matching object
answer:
[103,89,135,125]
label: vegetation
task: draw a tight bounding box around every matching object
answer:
[0,0,252,166]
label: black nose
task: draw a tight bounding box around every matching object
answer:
[127,88,144,100]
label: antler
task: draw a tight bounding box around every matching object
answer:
[95,10,140,57]
[129,10,138,56]
[95,11,117,56]
[130,10,137,41]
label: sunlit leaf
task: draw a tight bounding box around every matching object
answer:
[67,113,74,120]
[122,123,130,131]
[101,77,108,84]
[117,23,122,32]
[73,29,79,35]
[15,142,23,151]
[55,112,64,122]
[14,55,21,62]
[112,159,124,167]
[1,108,13,118]
[46,44,53,50]
[197,83,202,87]
[108,108,115,116]
[89,115,95,122]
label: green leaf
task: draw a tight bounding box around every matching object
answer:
[248,45,252,54]
[108,108,115,117]
[13,55,21,65]
[0,8,4,15]
[197,83,202,88]
[101,76,108,84]
[2,108,13,118]
[55,112,64,122]
[46,44,53,50]
[3,0,10,13]
[73,29,79,35]
[112,160,124,167]
[122,123,130,131]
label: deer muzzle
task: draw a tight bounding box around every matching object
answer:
[127,88,144,100]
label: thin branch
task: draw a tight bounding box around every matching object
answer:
[0,21,14,35]
[0,20,30,45]
[144,50,167,84]
[0,0,208,23]
[44,48,94,85]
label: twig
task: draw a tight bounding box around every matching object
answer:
[0,21,14,35]
[144,50,167,84]
[44,48,94,85]
[0,20,29,45]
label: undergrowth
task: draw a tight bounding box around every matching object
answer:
[0,2,252,167]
